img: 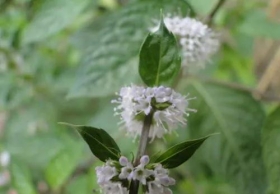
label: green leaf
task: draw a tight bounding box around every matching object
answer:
[139,16,181,86]
[60,123,121,162]
[239,9,280,39]
[10,162,37,194]
[22,0,90,44]
[66,172,96,194]
[45,147,82,191]
[182,81,267,194]
[262,106,280,194]
[3,104,66,169]
[187,0,217,15]
[68,0,191,98]
[154,135,212,169]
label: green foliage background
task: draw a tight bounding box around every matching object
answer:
[0,0,280,193]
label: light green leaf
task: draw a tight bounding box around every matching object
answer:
[155,135,212,168]
[66,172,96,194]
[239,10,280,39]
[22,0,90,44]
[262,106,280,194]
[11,162,37,194]
[45,147,82,191]
[60,123,121,162]
[187,0,217,15]
[139,17,181,86]
[68,0,192,98]
[3,103,65,169]
[182,81,267,194]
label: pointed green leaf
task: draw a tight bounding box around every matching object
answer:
[262,106,280,194]
[68,0,191,98]
[60,123,121,162]
[139,17,181,86]
[155,135,212,169]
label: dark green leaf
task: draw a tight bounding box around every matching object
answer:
[182,81,267,194]
[60,123,121,162]
[154,135,212,168]
[68,0,191,98]
[262,106,280,194]
[139,17,181,86]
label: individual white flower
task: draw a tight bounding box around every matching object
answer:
[0,151,10,167]
[96,161,118,185]
[112,85,194,141]
[119,156,134,180]
[151,15,219,67]
[95,156,175,194]
[133,155,153,185]
[101,182,129,194]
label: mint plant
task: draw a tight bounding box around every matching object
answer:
[62,15,216,194]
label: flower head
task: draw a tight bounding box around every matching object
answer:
[151,15,219,67]
[95,156,175,194]
[112,85,194,141]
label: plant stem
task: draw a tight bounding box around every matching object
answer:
[129,111,154,194]
[206,0,226,26]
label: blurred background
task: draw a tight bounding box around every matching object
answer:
[1,0,280,193]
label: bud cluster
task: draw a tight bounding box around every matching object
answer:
[96,155,175,194]
[112,85,193,141]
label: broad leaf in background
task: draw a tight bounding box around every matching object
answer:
[139,17,181,86]
[239,10,280,40]
[66,174,91,194]
[182,81,267,194]
[262,106,280,194]
[45,146,83,191]
[154,135,211,169]
[68,0,192,98]
[22,0,90,44]
[61,123,121,162]
[10,162,37,194]
[187,0,217,15]
[3,105,65,169]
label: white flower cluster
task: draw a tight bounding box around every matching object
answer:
[112,85,193,141]
[95,155,175,194]
[151,15,219,67]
